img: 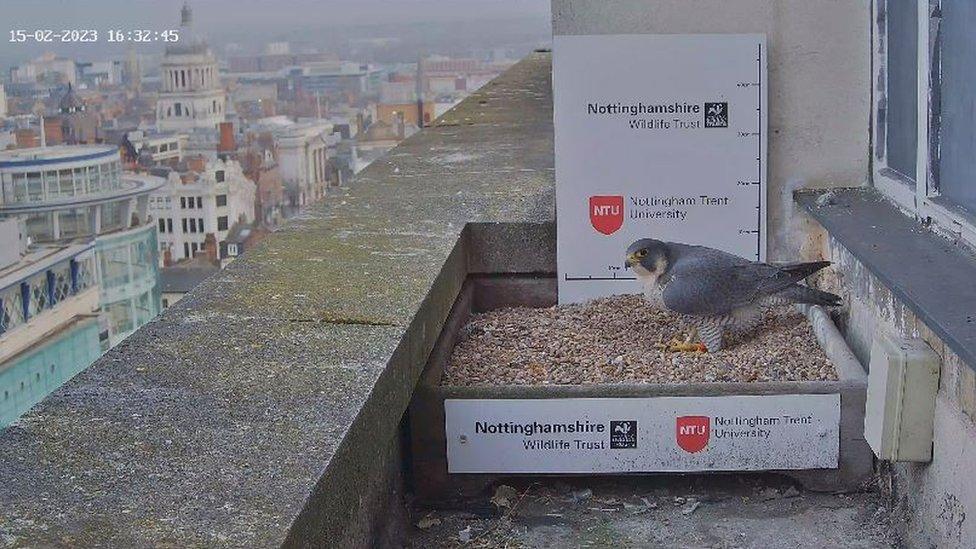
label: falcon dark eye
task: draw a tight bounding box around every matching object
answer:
[635,249,648,258]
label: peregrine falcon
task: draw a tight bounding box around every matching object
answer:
[624,238,842,353]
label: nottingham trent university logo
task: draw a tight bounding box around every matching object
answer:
[589,195,624,235]
[704,102,728,128]
[676,416,710,453]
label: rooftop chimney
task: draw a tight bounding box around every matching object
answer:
[218,122,235,153]
[395,112,405,140]
[187,155,206,173]
[202,233,219,265]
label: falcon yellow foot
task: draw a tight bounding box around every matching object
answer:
[657,337,708,353]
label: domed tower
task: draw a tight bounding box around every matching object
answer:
[156,2,225,131]
[59,83,99,144]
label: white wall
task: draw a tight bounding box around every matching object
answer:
[552,0,872,258]
[0,218,27,270]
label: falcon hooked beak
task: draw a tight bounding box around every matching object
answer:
[624,253,636,269]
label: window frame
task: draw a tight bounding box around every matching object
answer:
[873,0,976,247]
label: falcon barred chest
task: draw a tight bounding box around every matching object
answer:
[624,239,842,352]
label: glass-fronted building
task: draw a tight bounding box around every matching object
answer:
[0,145,165,427]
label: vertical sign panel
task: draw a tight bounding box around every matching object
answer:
[554,34,767,303]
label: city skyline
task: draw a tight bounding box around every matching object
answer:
[0,0,551,69]
[0,0,536,429]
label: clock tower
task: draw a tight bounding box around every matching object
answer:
[156,2,225,132]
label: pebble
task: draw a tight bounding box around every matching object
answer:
[571,488,593,503]
[442,295,838,386]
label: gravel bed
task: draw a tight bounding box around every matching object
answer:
[442,294,838,386]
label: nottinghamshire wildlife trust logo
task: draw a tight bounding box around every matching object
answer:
[704,102,728,128]
[609,420,638,449]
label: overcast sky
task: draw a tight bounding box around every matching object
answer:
[1,0,550,67]
[2,0,550,31]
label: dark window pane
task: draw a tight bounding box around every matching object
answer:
[938,0,976,213]
[886,0,918,181]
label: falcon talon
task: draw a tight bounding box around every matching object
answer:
[667,341,708,354]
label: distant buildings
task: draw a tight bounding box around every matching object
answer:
[420,57,508,96]
[0,144,164,427]
[77,60,124,88]
[228,51,338,74]
[378,73,433,127]
[275,121,340,210]
[149,156,255,265]
[0,220,101,428]
[0,84,7,120]
[121,130,186,167]
[417,56,514,119]
[10,53,77,87]
[53,84,100,145]
[160,263,217,309]
[156,3,226,132]
[290,61,384,98]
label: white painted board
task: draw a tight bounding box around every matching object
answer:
[553,34,767,303]
[446,395,839,473]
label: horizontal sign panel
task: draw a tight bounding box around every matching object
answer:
[446,394,839,473]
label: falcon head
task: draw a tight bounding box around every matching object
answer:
[625,238,671,284]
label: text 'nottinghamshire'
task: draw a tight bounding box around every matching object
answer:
[587,101,702,116]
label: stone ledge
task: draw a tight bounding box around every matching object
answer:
[796,187,976,372]
[0,53,554,548]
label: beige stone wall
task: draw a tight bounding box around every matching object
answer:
[552,0,872,259]
[820,234,976,547]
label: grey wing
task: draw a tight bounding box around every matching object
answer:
[661,255,798,316]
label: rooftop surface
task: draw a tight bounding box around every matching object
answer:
[0,53,554,547]
[408,476,892,548]
[0,145,117,168]
[0,172,165,213]
[160,265,220,293]
[0,241,94,289]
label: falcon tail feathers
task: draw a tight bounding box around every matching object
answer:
[778,260,832,280]
[777,285,843,307]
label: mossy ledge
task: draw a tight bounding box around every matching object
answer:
[0,53,554,548]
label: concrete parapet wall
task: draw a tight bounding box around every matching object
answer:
[0,54,555,548]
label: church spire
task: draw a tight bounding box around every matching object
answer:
[180,2,193,27]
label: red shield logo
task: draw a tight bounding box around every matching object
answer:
[589,195,624,235]
[676,416,710,453]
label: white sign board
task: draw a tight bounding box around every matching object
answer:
[553,34,767,303]
[445,395,839,473]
